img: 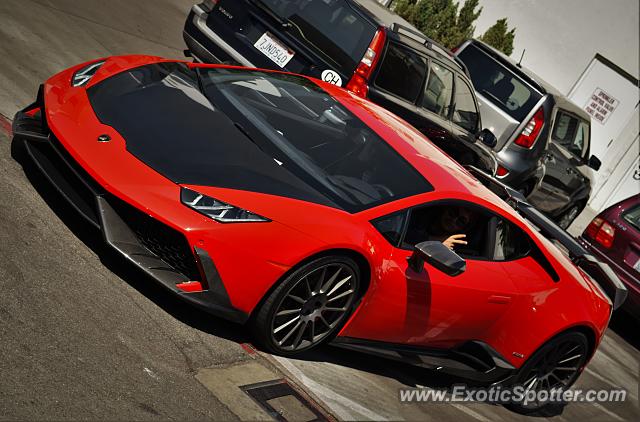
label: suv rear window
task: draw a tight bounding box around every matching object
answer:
[457,44,542,122]
[257,0,376,73]
[375,42,427,102]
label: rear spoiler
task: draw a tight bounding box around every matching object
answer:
[467,166,628,310]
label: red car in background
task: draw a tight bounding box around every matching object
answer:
[581,194,640,319]
[11,56,626,412]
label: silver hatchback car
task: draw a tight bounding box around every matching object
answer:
[455,39,601,228]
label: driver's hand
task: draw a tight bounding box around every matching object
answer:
[443,234,467,250]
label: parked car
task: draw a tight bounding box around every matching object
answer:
[12,55,625,413]
[454,39,602,228]
[183,0,498,174]
[580,194,640,319]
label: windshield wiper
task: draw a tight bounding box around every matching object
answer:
[248,0,292,28]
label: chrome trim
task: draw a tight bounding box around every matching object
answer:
[191,4,256,68]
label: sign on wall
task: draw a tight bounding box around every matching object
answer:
[584,87,619,125]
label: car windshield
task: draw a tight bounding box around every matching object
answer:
[254,0,376,73]
[197,67,432,212]
[457,44,543,122]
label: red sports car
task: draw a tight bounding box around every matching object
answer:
[11,56,625,412]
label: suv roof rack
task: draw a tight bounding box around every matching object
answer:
[390,23,470,76]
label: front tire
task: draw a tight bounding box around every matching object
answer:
[558,202,584,229]
[506,331,589,414]
[251,255,361,356]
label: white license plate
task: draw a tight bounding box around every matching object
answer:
[254,32,295,68]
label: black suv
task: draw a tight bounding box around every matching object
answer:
[455,39,602,228]
[183,0,498,174]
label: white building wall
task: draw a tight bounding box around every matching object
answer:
[474,0,639,95]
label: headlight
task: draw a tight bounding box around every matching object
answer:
[72,60,105,87]
[180,188,269,223]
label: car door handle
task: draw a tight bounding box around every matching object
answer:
[488,295,512,304]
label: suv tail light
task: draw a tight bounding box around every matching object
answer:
[595,222,616,248]
[514,107,544,148]
[346,28,386,98]
[496,165,509,177]
[585,217,604,239]
[586,217,616,248]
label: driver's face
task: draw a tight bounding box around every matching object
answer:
[441,207,474,233]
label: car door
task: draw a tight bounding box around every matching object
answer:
[538,110,590,213]
[449,75,497,173]
[341,201,519,349]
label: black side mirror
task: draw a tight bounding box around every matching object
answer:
[477,128,497,148]
[588,155,601,171]
[408,241,467,276]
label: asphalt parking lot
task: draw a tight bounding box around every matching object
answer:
[0,1,638,421]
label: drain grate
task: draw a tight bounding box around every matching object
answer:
[241,379,331,422]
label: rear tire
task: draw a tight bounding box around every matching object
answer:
[250,255,361,356]
[505,331,589,414]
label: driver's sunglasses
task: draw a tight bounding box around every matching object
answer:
[445,208,471,228]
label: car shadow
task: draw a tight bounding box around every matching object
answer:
[18,153,251,346]
[283,344,570,417]
[609,311,640,351]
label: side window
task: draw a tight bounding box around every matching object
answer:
[573,121,590,159]
[402,202,531,261]
[452,76,479,132]
[371,211,408,247]
[622,205,640,232]
[375,43,427,103]
[552,111,589,159]
[422,61,454,118]
[493,218,531,261]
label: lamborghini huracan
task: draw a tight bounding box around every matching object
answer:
[11,56,626,411]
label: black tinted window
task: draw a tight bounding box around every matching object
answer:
[493,218,531,261]
[423,61,454,118]
[259,0,376,73]
[402,202,530,261]
[376,43,427,102]
[372,212,407,246]
[457,44,543,122]
[200,68,433,212]
[452,76,479,132]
